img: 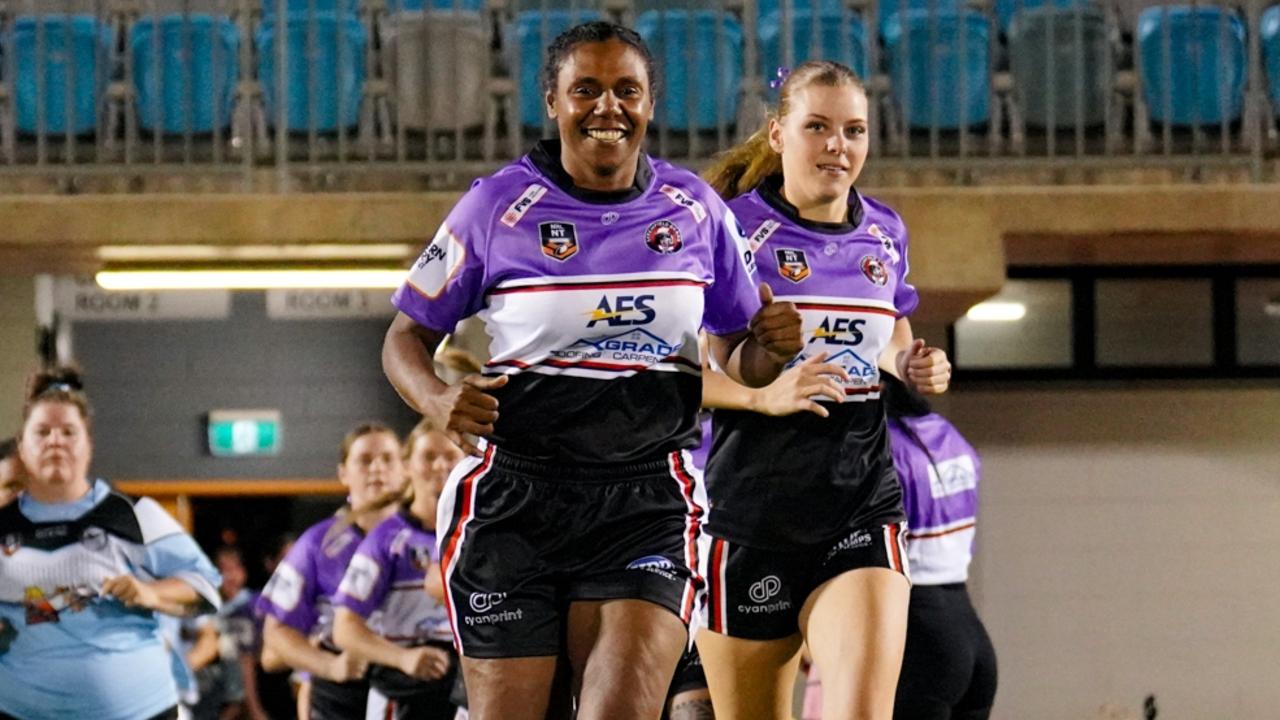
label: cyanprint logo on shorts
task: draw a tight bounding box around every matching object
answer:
[739,575,792,615]
[469,592,506,613]
[466,591,523,627]
[748,575,782,603]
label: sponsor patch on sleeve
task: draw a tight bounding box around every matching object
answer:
[406,225,467,299]
[337,554,380,602]
[500,184,548,228]
[660,184,708,223]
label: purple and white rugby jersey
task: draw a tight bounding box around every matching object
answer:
[392,140,760,464]
[331,510,450,646]
[255,516,364,649]
[705,177,918,548]
[889,414,981,585]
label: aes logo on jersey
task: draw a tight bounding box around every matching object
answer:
[775,248,811,283]
[540,222,579,261]
[644,220,683,254]
[860,255,889,286]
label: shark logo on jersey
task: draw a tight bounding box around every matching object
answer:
[540,222,579,261]
[645,220,683,254]
[809,317,866,347]
[2,533,20,556]
[586,295,656,328]
[776,249,811,283]
[868,224,901,264]
[860,255,889,286]
[81,526,107,551]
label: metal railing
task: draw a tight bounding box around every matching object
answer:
[0,0,1275,190]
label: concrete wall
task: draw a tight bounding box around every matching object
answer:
[940,385,1280,720]
[0,276,36,436]
[70,291,418,480]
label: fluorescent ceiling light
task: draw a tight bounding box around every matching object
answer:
[965,301,1027,322]
[96,269,406,290]
[97,244,415,262]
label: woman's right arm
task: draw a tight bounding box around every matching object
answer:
[262,616,366,682]
[383,313,507,458]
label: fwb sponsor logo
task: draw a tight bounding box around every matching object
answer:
[738,575,792,615]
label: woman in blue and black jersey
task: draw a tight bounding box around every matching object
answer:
[697,61,952,720]
[0,367,222,720]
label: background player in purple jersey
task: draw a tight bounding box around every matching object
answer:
[332,420,462,720]
[696,61,951,720]
[257,423,408,720]
[883,374,996,720]
[382,21,802,720]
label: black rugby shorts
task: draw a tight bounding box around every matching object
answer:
[437,441,707,658]
[704,520,909,641]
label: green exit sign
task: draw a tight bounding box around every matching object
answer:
[208,410,282,457]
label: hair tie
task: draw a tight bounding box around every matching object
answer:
[769,66,791,90]
[42,382,77,394]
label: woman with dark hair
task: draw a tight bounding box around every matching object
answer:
[695,61,951,720]
[256,423,408,720]
[882,374,997,720]
[0,367,222,720]
[382,20,801,720]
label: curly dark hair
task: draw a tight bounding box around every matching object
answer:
[540,21,659,99]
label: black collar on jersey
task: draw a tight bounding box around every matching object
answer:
[529,139,653,204]
[757,174,866,235]
[0,490,142,551]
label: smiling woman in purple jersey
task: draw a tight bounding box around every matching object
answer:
[696,61,952,720]
[382,21,803,720]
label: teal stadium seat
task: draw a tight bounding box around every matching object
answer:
[636,9,743,131]
[1137,4,1245,125]
[11,15,111,135]
[883,9,991,129]
[256,11,367,131]
[131,14,240,134]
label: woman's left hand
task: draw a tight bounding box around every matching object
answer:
[898,339,951,395]
[102,574,160,610]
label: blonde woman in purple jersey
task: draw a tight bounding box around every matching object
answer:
[697,61,951,720]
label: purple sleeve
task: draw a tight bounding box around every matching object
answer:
[702,202,762,336]
[391,180,495,334]
[891,218,919,318]
[256,530,321,633]
[331,531,393,619]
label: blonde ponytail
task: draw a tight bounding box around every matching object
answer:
[704,60,866,201]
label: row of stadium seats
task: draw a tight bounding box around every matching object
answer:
[3,3,1277,138]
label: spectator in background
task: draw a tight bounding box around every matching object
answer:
[191,545,273,720]
[0,366,222,720]
[0,436,24,508]
[256,423,409,720]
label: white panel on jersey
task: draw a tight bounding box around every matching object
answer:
[339,554,381,602]
[134,497,185,544]
[405,225,467,299]
[264,564,306,612]
[926,455,978,499]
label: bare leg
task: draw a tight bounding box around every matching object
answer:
[696,630,802,720]
[566,599,688,720]
[460,656,558,720]
[799,568,909,720]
